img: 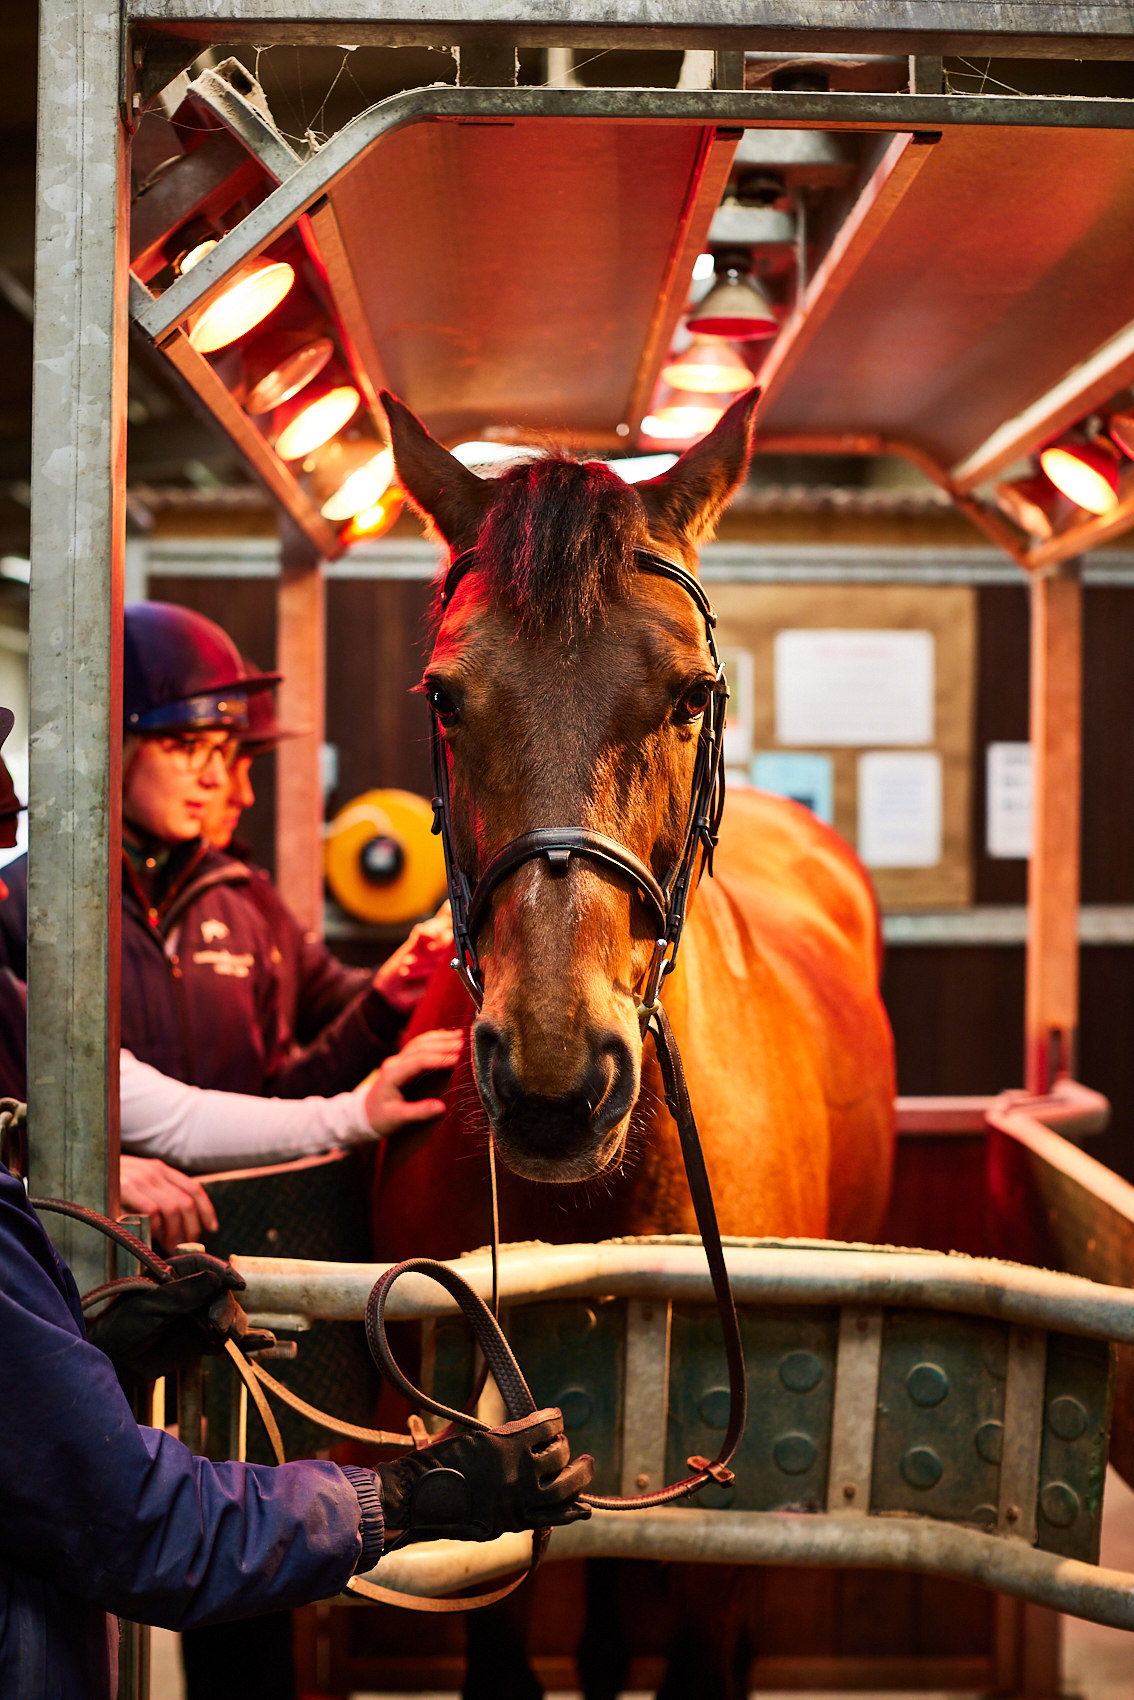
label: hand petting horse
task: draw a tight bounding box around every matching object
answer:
[373,388,896,1700]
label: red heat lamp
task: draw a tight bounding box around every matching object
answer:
[274,369,361,462]
[339,484,405,545]
[1038,438,1121,516]
[686,263,778,342]
[992,470,1075,540]
[661,338,756,394]
[242,327,335,414]
[185,256,297,355]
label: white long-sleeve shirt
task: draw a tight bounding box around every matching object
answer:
[120,1048,374,1174]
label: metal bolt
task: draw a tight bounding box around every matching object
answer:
[842,1481,856,1500]
[1006,1505,1019,1523]
[635,1473,650,1490]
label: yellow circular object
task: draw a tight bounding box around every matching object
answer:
[324,788,448,926]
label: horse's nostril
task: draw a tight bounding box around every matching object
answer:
[592,1035,637,1136]
[490,1050,521,1111]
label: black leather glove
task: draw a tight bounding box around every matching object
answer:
[86,1252,270,1386]
[376,1408,594,1547]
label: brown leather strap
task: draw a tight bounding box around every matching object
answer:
[248,1359,415,1449]
[224,1338,286,1465]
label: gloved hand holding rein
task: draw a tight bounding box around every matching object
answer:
[375,1408,594,1548]
[85,1250,273,1386]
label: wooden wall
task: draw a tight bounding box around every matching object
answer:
[148,569,1134,1186]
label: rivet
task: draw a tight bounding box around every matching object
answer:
[906,1362,950,1408]
[1047,1396,1088,1442]
[900,1446,943,1491]
[635,1473,649,1490]
[1040,1481,1080,1528]
[772,1431,817,1475]
[842,1481,856,1500]
[1006,1504,1019,1523]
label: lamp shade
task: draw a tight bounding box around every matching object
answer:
[686,270,778,340]
[992,472,1072,540]
[1109,411,1134,460]
[340,485,405,544]
[186,258,296,354]
[1038,440,1120,516]
[242,327,334,414]
[642,390,726,441]
[661,338,756,394]
[320,447,395,521]
[273,371,361,461]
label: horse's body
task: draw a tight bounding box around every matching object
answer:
[376,785,893,1261]
[371,388,896,1698]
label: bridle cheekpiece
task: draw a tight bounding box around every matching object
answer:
[429,545,729,1027]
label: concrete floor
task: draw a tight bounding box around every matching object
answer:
[148,1470,1134,1699]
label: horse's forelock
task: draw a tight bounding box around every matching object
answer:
[474,456,645,633]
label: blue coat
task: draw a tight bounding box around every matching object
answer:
[0,1165,376,1699]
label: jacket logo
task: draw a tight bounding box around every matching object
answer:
[192,948,255,979]
[200,918,230,943]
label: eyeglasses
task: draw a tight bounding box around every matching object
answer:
[156,734,241,774]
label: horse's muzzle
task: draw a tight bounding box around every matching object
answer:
[473,1021,638,1181]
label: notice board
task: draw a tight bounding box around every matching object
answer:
[711,583,976,910]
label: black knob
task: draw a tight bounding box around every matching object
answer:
[359,834,405,884]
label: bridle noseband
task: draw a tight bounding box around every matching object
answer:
[428,545,729,1024]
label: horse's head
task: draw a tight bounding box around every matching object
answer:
[384,389,759,1182]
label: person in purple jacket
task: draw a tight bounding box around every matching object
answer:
[0,1162,593,1700]
[119,602,450,1099]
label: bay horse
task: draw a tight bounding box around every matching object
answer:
[372,388,896,1699]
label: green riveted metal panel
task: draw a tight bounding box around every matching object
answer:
[1036,1332,1113,1563]
[666,1305,839,1512]
[872,1311,1008,1526]
[422,1313,478,1415]
[509,1299,625,1497]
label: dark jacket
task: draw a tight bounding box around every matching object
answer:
[0,850,26,980]
[230,840,372,1050]
[0,1163,378,1700]
[121,841,405,1099]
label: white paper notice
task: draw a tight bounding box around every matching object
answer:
[858,751,942,868]
[720,647,754,771]
[986,742,1033,859]
[774,629,935,746]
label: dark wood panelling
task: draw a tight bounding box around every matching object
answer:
[882,945,1025,1097]
[146,575,279,875]
[972,584,1029,905]
[324,578,435,814]
[1082,586,1134,903]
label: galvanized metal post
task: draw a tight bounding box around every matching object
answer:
[1025,561,1082,1094]
[29,0,129,1290]
[275,515,326,937]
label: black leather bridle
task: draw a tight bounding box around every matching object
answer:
[428,545,730,1024]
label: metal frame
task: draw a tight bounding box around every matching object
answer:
[27,19,1134,1677]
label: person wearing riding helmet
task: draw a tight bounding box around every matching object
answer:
[201,659,452,1058]
[120,603,451,1099]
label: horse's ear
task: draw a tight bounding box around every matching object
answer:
[380,391,493,552]
[636,387,760,548]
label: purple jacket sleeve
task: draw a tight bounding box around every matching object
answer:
[0,1171,373,1632]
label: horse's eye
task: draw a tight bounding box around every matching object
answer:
[427,682,460,727]
[674,681,713,724]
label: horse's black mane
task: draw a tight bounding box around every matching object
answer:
[472,454,647,634]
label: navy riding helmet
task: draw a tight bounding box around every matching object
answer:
[123,602,278,734]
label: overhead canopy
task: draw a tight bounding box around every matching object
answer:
[325,116,737,447]
[132,82,1134,564]
[754,122,1134,474]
